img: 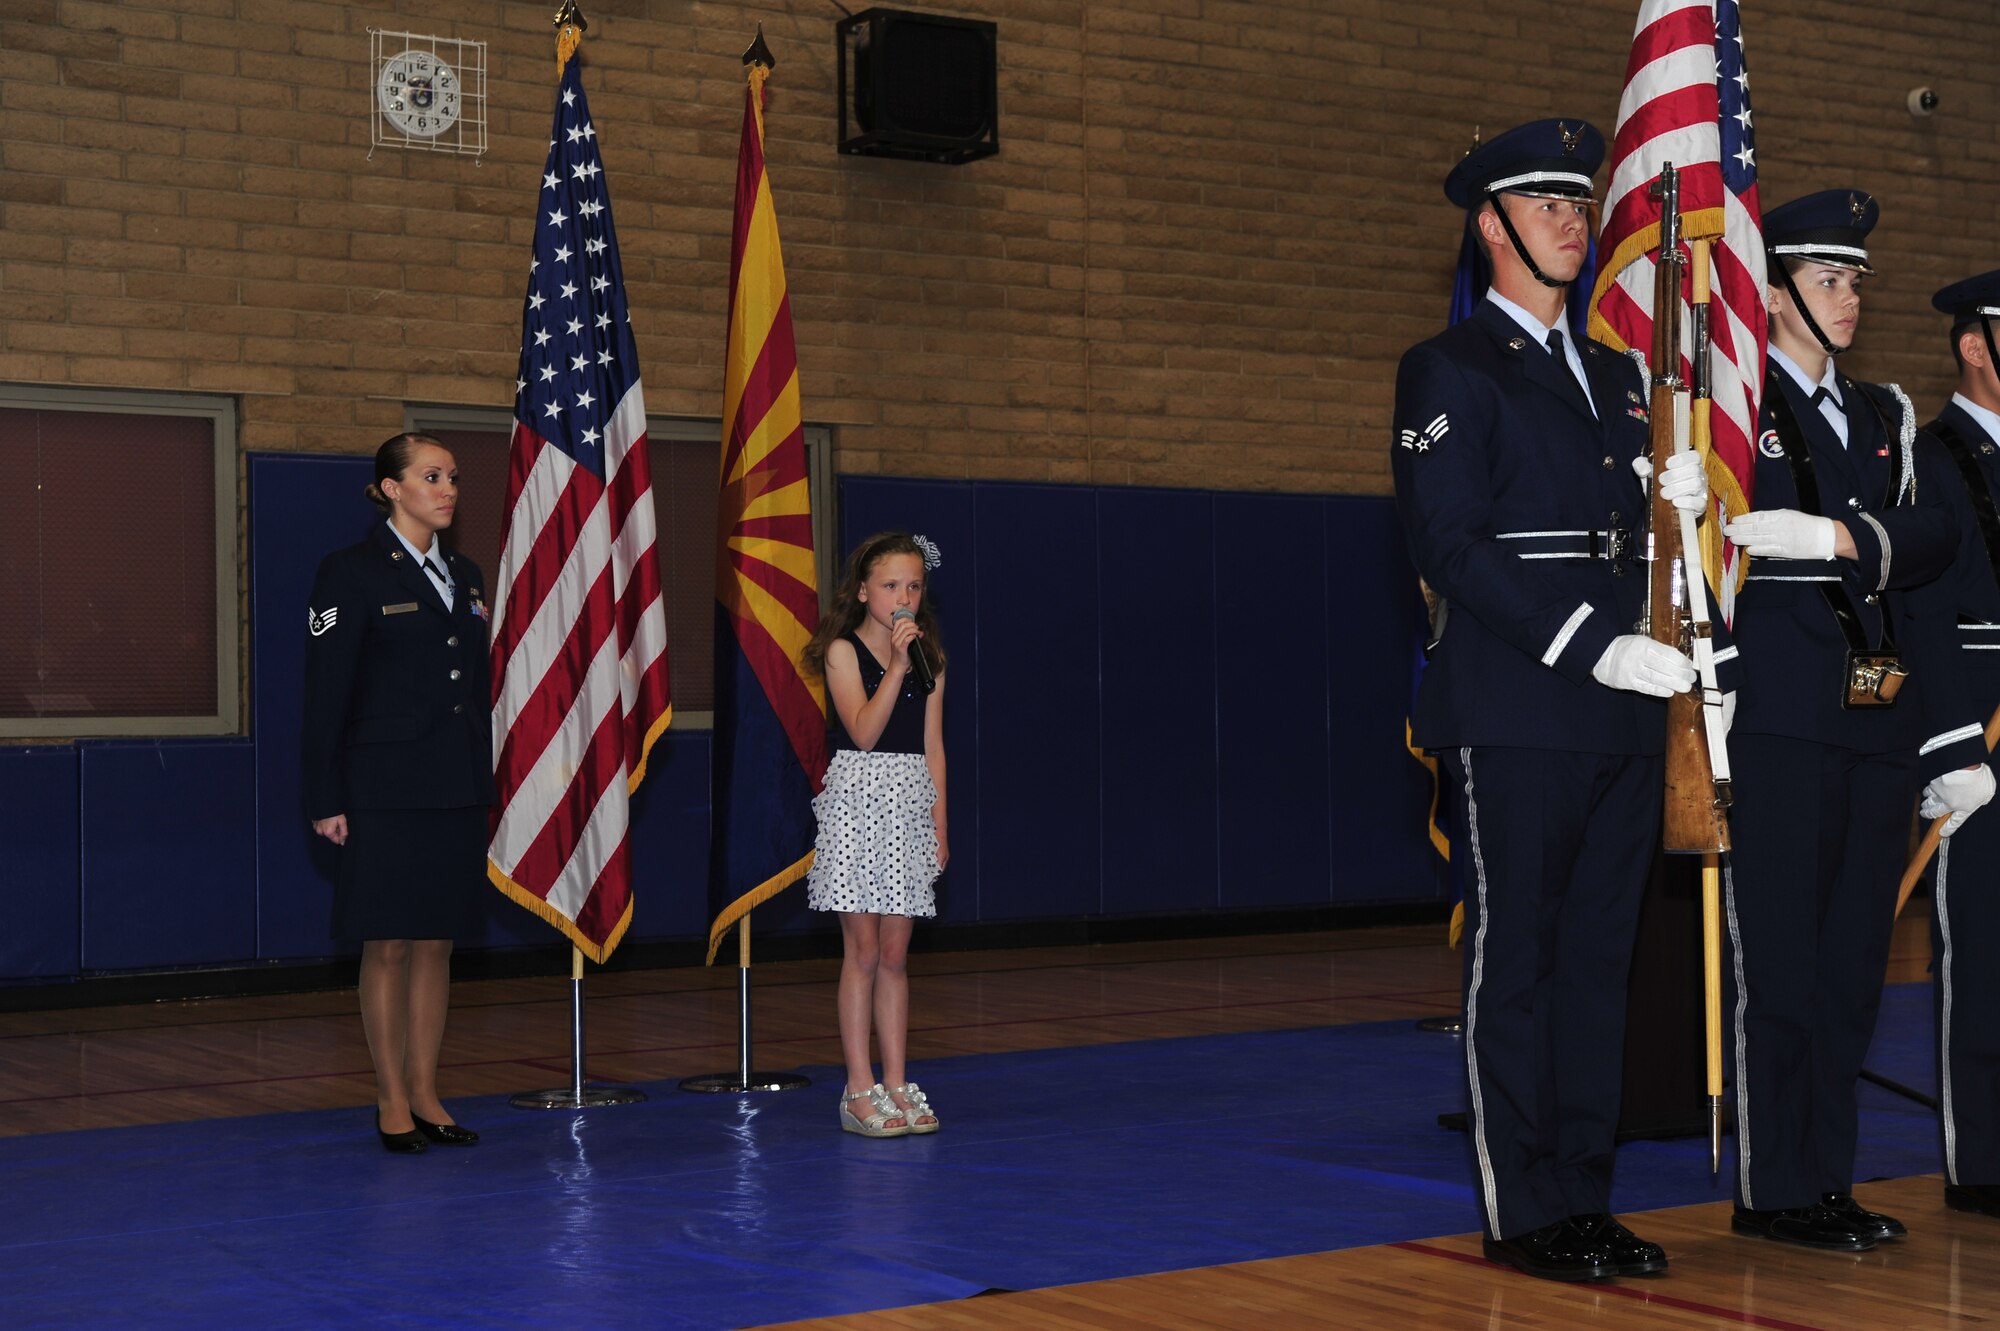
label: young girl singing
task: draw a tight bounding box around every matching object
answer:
[802,531,949,1137]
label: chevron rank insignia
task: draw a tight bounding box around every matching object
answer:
[1398,413,1450,452]
[308,606,338,637]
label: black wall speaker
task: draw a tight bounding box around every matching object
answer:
[836,8,998,165]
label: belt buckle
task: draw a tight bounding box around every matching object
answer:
[1593,527,1632,562]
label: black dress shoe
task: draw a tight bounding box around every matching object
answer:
[1731,1203,1875,1251]
[1482,1220,1616,1282]
[1945,1182,2000,1217]
[1572,1213,1669,1275]
[1821,1192,1905,1240]
[412,1114,479,1147]
[376,1112,428,1155]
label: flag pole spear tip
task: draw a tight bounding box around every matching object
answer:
[554,1,587,70]
[743,23,776,69]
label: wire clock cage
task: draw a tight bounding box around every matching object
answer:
[368,28,487,159]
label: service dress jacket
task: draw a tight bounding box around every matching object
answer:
[301,521,496,820]
[1392,300,1737,755]
[1893,397,2000,777]
[1731,369,1980,774]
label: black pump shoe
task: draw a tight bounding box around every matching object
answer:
[376,1112,428,1155]
[412,1114,479,1147]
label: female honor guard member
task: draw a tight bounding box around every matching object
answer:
[1392,119,1720,1283]
[1891,270,2000,1219]
[1719,194,1980,1248]
[302,433,495,1154]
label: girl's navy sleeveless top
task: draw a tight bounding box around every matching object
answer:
[830,631,927,755]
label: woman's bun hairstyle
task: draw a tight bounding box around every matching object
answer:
[366,431,440,510]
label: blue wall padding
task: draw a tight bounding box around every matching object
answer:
[835,477,1438,923]
[1214,494,1337,908]
[79,738,257,971]
[1097,487,1219,915]
[966,484,1105,920]
[0,747,80,980]
[0,462,1438,982]
[1323,497,1435,902]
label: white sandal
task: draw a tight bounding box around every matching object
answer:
[839,1084,909,1137]
[888,1082,939,1134]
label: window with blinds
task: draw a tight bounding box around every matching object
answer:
[0,388,238,737]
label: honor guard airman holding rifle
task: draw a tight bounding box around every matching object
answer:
[1392,120,1735,1283]
[1716,193,1984,1250]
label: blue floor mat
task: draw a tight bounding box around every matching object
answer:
[0,984,1945,1329]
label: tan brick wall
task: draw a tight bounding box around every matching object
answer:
[3,0,1997,495]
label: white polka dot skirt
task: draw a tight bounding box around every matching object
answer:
[806,750,940,917]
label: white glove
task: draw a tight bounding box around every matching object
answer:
[1658,449,1709,515]
[1721,690,1737,735]
[1723,509,1837,561]
[1921,764,1997,838]
[1592,635,1698,698]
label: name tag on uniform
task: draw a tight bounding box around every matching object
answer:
[381,602,420,616]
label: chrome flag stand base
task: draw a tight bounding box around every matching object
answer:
[511,946,648,1111]
[681,913,810,1094]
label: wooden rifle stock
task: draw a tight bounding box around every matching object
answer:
[1645,166,1731,855]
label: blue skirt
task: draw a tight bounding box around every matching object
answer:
[332,806,488,942]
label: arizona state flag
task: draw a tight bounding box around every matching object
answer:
[706,55,828,962]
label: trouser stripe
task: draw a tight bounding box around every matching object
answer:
[1459,747,1503,1237]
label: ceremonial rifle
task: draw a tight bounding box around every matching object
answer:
[1641,163,1733,1173]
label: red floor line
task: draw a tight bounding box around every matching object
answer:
[1388,1241,1836,1331]
[0,989,1461,1108]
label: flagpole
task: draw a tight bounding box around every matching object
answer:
[680,910,810,1094]
[511,945,648,1109]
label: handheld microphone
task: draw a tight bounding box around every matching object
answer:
[890,608,936,694]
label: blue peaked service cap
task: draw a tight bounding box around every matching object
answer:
[1444,118,1604,209]
[1932,269,2000,327]
[1764,190,1879,275]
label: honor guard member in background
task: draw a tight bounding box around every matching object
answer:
[1392,119,1727,1283]
[1894,270,2000,1219]
[1718,193,1981,1249]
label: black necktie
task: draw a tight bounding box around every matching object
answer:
[1546,331,1591,414]
[1810,387,1847,448]
[422,558,452,599]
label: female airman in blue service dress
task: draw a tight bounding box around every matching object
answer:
[1896,270,2000,1220]
[1716,194,1982,1248]
[1392,119,1729,1284]
[302,432,495,1155]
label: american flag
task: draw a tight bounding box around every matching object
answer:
[1589,0,1765,621]
[486,47,672,964]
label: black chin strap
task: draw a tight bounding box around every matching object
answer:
[1488,192,1569,290]
[1774,260,1847,358]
